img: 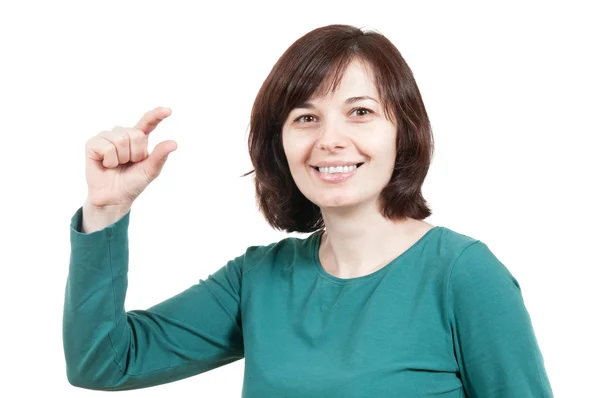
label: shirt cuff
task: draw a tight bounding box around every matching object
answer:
[69,205,131,247]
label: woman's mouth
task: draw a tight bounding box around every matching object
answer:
[310,163,364,183]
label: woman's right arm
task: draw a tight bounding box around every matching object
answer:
[63,204,248,391]
[64,106,252,390]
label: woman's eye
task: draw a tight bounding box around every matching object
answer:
[351,107,373,117]
[294,115,317,123]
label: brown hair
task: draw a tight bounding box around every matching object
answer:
[242,24,434,233]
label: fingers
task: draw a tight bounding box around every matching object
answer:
[86,136,119,168]
[87,107,171,169]
[134,107,172,135]
[98,128,130,164]
[128,128,149,162]
[143,140,178,181]
[91,127,148,168]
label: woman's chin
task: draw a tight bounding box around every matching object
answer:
[315,194,359,209]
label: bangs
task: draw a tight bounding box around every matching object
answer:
[275,45,395,126]
[278,50,356,125]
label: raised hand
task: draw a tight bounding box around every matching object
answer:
[84,107,177,209]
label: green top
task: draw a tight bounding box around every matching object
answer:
[63,206,554,397]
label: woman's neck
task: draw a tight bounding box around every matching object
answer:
[319,204,434,279]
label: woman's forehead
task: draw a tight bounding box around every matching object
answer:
[308,61,379,103]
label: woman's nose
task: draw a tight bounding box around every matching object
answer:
[316,120,348,152]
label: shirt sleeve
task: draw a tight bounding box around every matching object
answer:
[446,240,554,397]
[63,206,255,391]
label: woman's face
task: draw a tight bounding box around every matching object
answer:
[282,59,398,211]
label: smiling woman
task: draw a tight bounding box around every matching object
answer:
[64,24,555,397]
[243,25,434,233]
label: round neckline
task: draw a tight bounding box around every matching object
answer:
[311,226,443,285]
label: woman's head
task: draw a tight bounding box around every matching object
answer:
[243,24,434,233]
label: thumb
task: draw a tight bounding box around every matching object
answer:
[144,140,177,181]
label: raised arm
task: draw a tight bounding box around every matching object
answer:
[63,205,248,390]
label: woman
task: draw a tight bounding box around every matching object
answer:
[63,24,554,396]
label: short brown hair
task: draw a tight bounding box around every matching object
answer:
[242,24,434,233]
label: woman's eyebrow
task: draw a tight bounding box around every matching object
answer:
[296,96,380,110]
[345,95,379,105]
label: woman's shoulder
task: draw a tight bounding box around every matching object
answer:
[435,224,480,247]
[426,225,508,277]
[434,226,517,289]
[244,230,318,254]
[237,231,320,275]
[426,224,483,262]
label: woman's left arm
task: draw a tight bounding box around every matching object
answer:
[446,240,554,397]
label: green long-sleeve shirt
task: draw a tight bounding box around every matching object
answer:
[63,206,554,397]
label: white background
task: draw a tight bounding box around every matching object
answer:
[1,0,598,396]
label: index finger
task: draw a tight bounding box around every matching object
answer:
[134,107,172,134]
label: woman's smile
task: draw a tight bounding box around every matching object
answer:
[311,162,365,183]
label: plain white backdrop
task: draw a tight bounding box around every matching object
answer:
[1,0,598,396]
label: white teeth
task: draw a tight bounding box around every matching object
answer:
[318,164,358,174]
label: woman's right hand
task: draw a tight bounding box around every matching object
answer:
[84,107,178,209]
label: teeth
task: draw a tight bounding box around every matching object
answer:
[318,164,358,174]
